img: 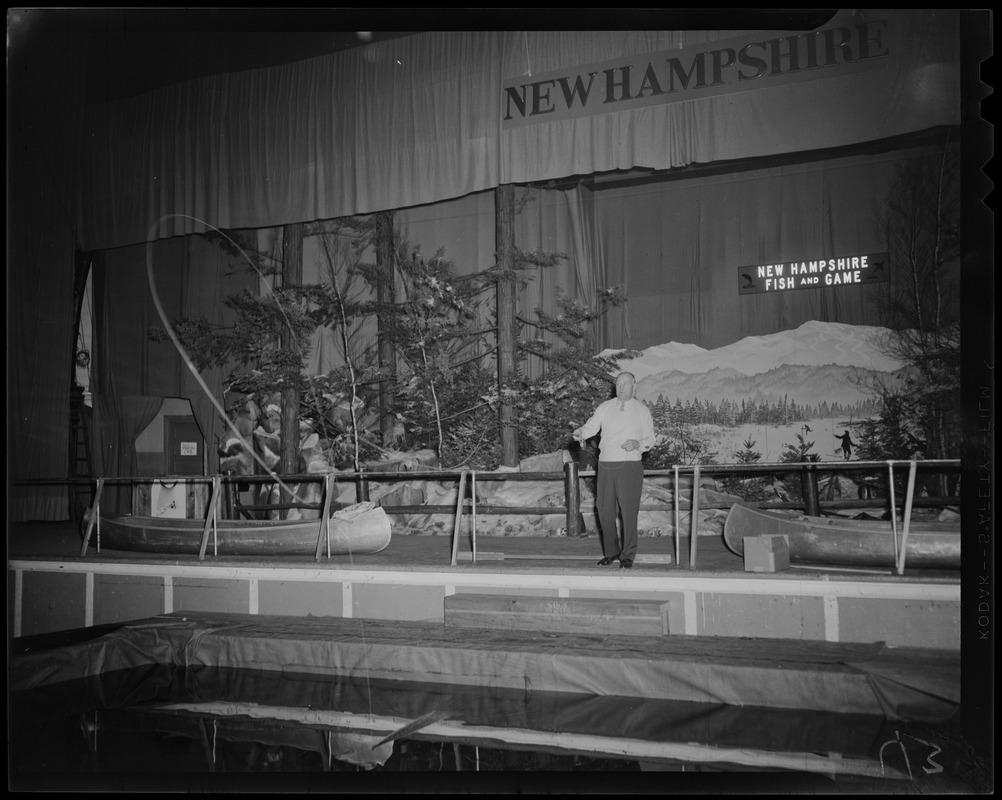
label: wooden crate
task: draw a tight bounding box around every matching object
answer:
[444,594,670,636]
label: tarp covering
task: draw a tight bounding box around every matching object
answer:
[12,661,916,783]
[9,663,895,758]
[10,612,960,723]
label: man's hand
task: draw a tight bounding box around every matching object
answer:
[621,439,640,451]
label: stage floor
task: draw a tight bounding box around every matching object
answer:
[6,519,961,581]
[9,519,964,652]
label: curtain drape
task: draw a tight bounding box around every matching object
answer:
[91,234,257,506]
[75,15,959,254]
[499,13,960,184]
[267,186,601,386]
[94,394,164,514]
[508,185,602,379]
[77,32,503,251]
[592,144,954,352]
[9,30,87,521]
[179,233,258,470]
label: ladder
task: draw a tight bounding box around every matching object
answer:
[69,385,93,525]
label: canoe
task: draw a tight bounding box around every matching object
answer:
[84,502,391,556]
[723,503,960,570]
[796,512,960,533]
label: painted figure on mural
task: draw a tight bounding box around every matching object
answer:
[572,372,655,569]
[836,430,855,461]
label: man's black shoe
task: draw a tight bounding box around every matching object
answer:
[597,556,619,566]
[620,558,634,569]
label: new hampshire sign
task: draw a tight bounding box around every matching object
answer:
[737,252,890,294]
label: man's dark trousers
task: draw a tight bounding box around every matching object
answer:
[596,460,644,561]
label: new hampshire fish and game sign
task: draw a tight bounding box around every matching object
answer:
[737,252,889,294]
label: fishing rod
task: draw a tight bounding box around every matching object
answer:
[145,215,313,506]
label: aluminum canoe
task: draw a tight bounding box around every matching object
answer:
[723,503,960,570]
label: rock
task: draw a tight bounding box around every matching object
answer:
[300,432,331,473]
[424,483,458,506]
[477,481,559,507]
[474,450,570,506]
[370,481,426,507]
[219,436,255,476]
[365,449,438,473]
[517,450,569,473]
[253,428,281,469]
[284,480,323,520]
[333,481,359,504]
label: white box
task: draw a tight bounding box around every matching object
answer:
[743,535,790,573]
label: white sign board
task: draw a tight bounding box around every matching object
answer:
[151,482,186,519]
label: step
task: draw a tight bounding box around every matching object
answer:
[444,594,671,636]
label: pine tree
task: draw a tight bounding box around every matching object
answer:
[725,437,769,500]
[780,431,819,463]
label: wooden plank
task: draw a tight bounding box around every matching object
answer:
[486,553,673,564]
[449,471,467,566]
[198,477,223,561]
[444,594,670,636]
[456,551,504,561]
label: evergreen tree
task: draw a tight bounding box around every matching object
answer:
[780,431,819,463]
[725,437,769,500]
[852,143,961,495]
[734,437,763,464]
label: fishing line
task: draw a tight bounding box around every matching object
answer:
[145,214,309,506]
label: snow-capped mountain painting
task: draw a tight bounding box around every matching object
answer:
[602,321,906,463]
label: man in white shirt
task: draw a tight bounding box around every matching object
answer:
[572,372,655,569]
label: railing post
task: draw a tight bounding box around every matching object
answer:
[315,473,334,563]
[198,476,222,561]
[471,470,478,562]
[673,466,681,566]
[887,461,899,562]
[896,460,918,575]
[689,465,701,569]
[802,462,820,516]
[564,461,580,538]
[79,477,105,557]
[356,469,370,503]
[450,470,468,566]
[222,470,235,519]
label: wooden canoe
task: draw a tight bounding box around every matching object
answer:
[723,503,960,570]
[85,504,391,556]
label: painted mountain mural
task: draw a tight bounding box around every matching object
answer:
[602,321,907,464]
